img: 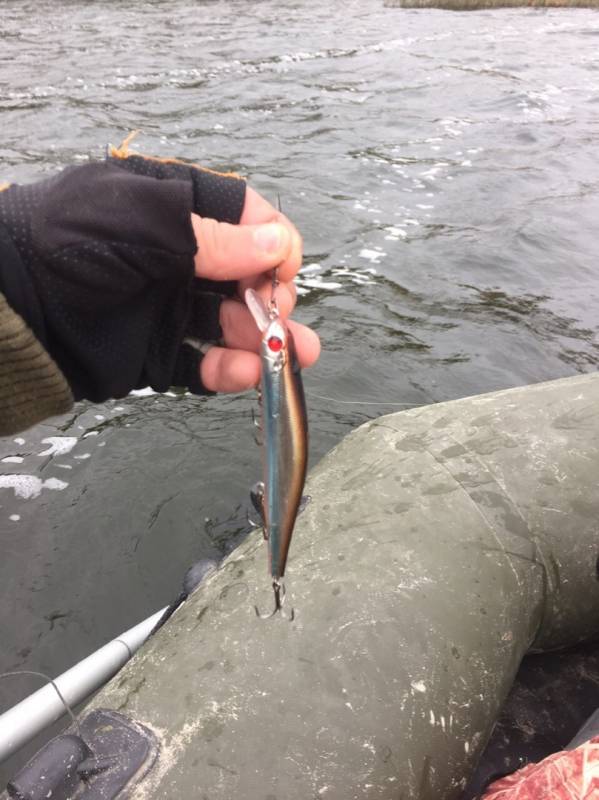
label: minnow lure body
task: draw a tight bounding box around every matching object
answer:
[246,286,308,618]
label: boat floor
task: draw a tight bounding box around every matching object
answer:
[463,637,599,797]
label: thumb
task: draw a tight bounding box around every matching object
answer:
[192,215,292,281]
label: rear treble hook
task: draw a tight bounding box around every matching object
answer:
[254,579,295,621]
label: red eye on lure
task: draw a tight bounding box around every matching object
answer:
[268,336,283,353]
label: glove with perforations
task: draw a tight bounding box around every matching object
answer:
[0,150,246,402]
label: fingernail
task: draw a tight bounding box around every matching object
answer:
[253,223,287,254]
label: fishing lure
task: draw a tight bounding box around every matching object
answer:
[245,269,308,620]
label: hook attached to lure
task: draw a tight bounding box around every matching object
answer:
[254,579,294,621]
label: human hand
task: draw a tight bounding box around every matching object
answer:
[191,186,321,393]
[0,148,320,407]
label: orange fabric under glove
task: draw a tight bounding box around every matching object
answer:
[483,737,599,799]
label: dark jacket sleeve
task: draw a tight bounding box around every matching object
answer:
[0,152,246,415]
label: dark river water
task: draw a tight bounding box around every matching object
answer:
[1,0,599,782]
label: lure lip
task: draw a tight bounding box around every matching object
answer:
[245,288,271,333]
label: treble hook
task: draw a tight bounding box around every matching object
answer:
[254,579,295,621]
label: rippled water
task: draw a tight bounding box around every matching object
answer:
[1,0,599,780]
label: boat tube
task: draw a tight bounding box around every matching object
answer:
[6,373,599,799]
[384,0,599,9]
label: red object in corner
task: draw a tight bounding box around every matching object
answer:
[482,737,599,799]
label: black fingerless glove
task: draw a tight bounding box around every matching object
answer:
[0,151,246,402]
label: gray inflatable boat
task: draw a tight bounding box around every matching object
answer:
[3,372,599,799]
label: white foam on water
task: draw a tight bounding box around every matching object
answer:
[297,278,343,291]
[385,226,407,239]
[38,437,78,457]
[9,514,20,522]
[130,387,157,397]
[297,263,379,295]
[74,454,91,460]
[439,117,469,137]
[13,438,25,446]
[2,456,24,464]
[359,248,385,262]
[0,475,68,500]
[299,263,321,275]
